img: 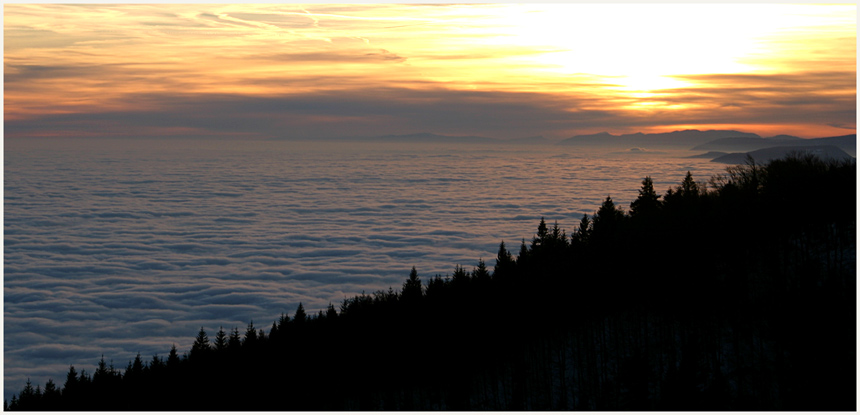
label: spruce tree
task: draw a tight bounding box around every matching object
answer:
[402,266,423,302]
[94,355,109,383]
[277,313,290,331]
[269,321,279,339]
[493,241,514,278]
[63,365,79,392]
[326,303,338,319]
[294,303,307,324]
[19,378,35,409]
[551,220,563,240]
[125,353,144,379]
[517,238,530,265]
[149,354,165,373]
[228,327,242,350]
[451,264,470,286]
[594,196,625,227]
[190,327,211,358]
[536,217,548,243]
[472,259,491,282]
[630,176,661,218]
[425,274,446,298]
[572,214,592,245]
[214,326,228,351]
[531,216,550,251]
[680,171,700,197]
[167,344,181,368]
[243,321,258,345]
[43,379,59,410]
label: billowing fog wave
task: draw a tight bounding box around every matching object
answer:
[4,138,726,397]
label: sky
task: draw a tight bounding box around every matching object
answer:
[4,3,857,140]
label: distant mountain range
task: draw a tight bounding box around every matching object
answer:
[558,129,761,149]
[369,133,499,143]
[710,145,855,164]
[506,135,552,144]
[684,151,730,159]
[326,133,554,144]
[312,131,856,158]
[693,134,856,154]
[332,130,763,147]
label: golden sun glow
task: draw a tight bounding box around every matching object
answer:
[477,4,854,95]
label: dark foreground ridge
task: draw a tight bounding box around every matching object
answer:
[7,153,856,411]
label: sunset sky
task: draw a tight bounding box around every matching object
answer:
[4,3,857,140]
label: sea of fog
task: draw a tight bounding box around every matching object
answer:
[4,138,728,398]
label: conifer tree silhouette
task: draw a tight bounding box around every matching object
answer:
[531,217,549,251]
[472,259,491,283]
[125,353,145,379]
[19,379,35,409]
[517,238,530,266]
[167,344,181,368]
[42,379,60,411]
[593,196,624,229]
[190,327,211,359]
[94,355,110,382]
[228,327,242,350]
[213,326,228,351]
[402,266,423,302]
[630,176,661,218]
[326,303,338,319]
[63,365,78,389]
[243,321,258,346]
[572,213,592,246]
[451,264,470,286]
[493,241,514,279]
[149,354,164,374]
[294,303,307,324]
[680,171,700,197]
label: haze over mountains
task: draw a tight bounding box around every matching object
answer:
[711,145,854,165]
[557,129,762,149]
[689,134,856,163]
[317,130,856,163]
[692,134,856,152]
[327,129,760,147]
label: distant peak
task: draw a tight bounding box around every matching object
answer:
[766,134,803,140]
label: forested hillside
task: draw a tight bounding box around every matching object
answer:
[7,153,855,410]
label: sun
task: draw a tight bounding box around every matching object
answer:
[477,3,852,96]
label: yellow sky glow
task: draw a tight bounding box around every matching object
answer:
[4,3,856,139]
